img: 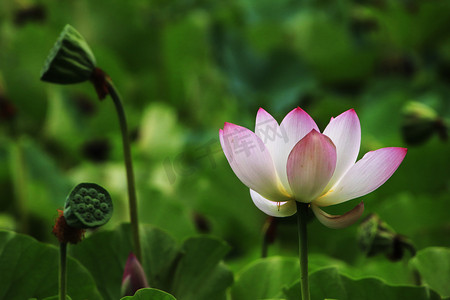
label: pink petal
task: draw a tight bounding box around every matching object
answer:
[220,123,290,200]
[255,108,279,139]
[323,109,361,191]
[258,107,319,194]
[280,107,320,144]
[287,130,337,203]
[311,202,364,229]
[315,147,407,206]
[250,189,297,217]
[121,253,149,296]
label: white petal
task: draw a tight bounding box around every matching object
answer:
[287,130,337,203]
[323,109,361,190]
[254,108,287,189]
[250,189,297,217]
[220,123,289,200]
[315,147,407,206]
[311,202,364,229]
[255,108,280,147]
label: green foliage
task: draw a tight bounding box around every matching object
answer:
[231,257,299,300]
[120,288,176,300]
[284,267,441,300]
[0,230,101,300]
[70,224,232,300]
[0,0,449,298]
[410,247,450,298]
[171,236,232,300]
[42,296,72,300]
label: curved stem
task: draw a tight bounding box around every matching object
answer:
[10,138,29,233]
[105,79,142,262]
[59,242,67,300]
[296,202,310,300]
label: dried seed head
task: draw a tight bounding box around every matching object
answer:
[40,24,97,84]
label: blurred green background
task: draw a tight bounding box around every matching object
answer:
[0,0,449,283]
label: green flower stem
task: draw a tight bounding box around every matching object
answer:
[261,235,269,258]
[10,139,29,233]
[261,216,276,258]
[296,201,310,300]
[59,242,67,300]
[105,78,142,262]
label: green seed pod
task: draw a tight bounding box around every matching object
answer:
[40,24,97,84]
[64,183,113,229]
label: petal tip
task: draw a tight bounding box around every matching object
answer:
[333,108,359,121]
[223,122,238,131]
[256,107,274,120]
[387,147,408,157]
[257,107,266,113]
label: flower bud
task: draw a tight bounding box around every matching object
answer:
[41,24,97,84]
[121,253,149,296]
[63,183,113,229]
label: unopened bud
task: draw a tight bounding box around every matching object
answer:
[121,253,149,296]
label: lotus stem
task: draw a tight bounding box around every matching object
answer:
[296,201,310,300]
[59,242,67,300]
[105,78,142,262]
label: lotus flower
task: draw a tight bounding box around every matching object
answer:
[219,108,407,229]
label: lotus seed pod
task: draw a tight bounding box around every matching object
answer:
[79,187,88,196]
[88,188,98,198]
[64,183,113,229]
[98,193,106,201]
[84,195,93,204]
[40,24,97,84]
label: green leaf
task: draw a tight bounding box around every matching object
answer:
[171,236,233,300]
[284,267,440,300]
[0,230,101,300]
[42,296,72,300]
[409,247,450,298]
[120,288,176,300]
[231,257,299,300]
[71,224,233,300]
[70,223,179,299]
